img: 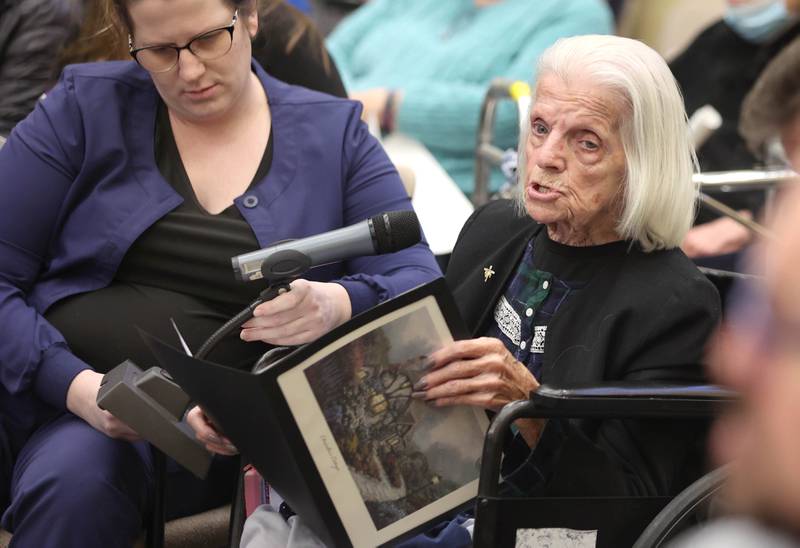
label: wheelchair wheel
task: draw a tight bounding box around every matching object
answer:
[633,466,729,548]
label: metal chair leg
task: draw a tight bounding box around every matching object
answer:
[146,448,166,548]
[227,459,246,548]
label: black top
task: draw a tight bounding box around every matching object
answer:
[45,104,272,373]
[532,227,632,281]
[116,102,271,309]
[446,200,721,497]
[670,20,800,222]
[483,230,619,382]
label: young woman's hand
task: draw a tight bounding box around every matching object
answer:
[240,279,352,345]
[66,370,140,441]
[186,406,238,456]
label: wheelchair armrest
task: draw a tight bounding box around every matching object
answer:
[478,383,737,498]
[531,382,738,419]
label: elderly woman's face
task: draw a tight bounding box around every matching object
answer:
[523,74,627,245]
[128,0,258,124]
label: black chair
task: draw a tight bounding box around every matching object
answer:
[144,451,246,548]
[473,383,737,548]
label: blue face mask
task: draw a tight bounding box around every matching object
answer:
[724,0,795,43]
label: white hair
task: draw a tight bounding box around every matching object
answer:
[517,35,698,252]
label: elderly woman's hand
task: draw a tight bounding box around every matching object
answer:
[240,279,352,346]
[414,337,546,446]
[186,406,238,456]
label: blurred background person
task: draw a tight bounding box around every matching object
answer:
[670,0,800,263]
[326,0,614,196]
[284,0,310,13]
[739,26,800,170]
[672,32,800,547]
[676,194,800,546]
[249,0,345,96]
[0,0,83,136]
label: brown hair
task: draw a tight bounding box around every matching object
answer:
[111,0,255,36]
[59,0,330,75]
[254,0,332,73]
[59,0,128,65]
[740,35,800,156]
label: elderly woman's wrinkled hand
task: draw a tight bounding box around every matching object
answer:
[414,337,545,445]
[414,337,540,410]
[186,406,239,456]
[240,279,352,346]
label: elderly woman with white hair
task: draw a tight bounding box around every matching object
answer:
[239,34,722,548]
[412,33,721,501]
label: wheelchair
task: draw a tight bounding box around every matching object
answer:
[473,383,736,548]
[133,383,735,548]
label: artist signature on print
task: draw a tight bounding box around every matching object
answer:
[321,435,341,471]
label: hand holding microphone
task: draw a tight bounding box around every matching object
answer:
[232,210,422,346]
[240,279,352,346]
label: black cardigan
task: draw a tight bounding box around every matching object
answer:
[445,200,721,497]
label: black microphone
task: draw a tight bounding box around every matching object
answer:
[231,210,422,283]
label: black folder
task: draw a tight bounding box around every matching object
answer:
[143,279,489,547]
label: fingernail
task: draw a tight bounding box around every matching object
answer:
[423,357,436,370]
[412,378,428,391]
[411,391,427,400]
[207,433,222,444]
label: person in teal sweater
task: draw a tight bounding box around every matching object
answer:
[326,0,614,196]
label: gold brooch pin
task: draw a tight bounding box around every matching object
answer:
[483,265,495,282]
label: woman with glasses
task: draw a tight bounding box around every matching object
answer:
[54,0,346,98]
[0,0,440,545]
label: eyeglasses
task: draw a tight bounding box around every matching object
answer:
[129,9,238,73]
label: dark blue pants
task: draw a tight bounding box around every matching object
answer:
[0,414,153,547]
[0,412,238,548]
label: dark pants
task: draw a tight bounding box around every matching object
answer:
[1,414,152,547]
[0,413,237,548]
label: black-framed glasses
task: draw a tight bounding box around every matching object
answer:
[129,9,238,73]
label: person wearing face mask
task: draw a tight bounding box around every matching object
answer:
[670,0,800,264]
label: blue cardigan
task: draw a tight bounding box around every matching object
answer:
[0,60,440,447]
[327,0,613,193]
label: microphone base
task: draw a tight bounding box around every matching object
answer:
[97,360,212,479]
